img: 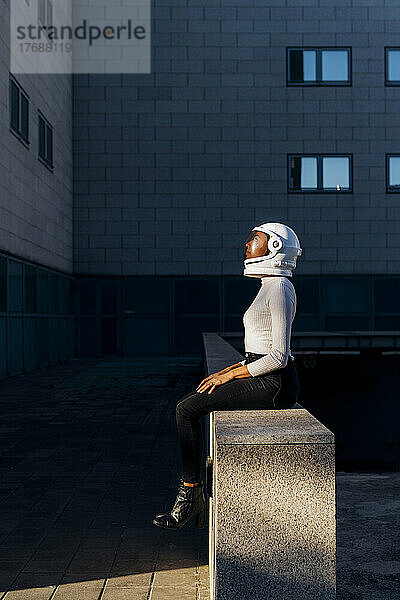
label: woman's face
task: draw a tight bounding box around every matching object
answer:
[244,230,269,260]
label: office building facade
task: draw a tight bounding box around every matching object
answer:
[1,0,400,371]
[0,0,74,377]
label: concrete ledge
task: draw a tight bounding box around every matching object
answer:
[216,409,333,445]
[202,332,245,374]
[212,409,336,600]
[201,333,336,600]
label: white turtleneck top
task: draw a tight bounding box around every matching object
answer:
[239,275,296,377]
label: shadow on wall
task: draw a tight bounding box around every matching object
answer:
[215,558,335,599]
[294,353,400,471]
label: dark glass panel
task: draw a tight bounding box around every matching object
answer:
[59,277,69,315]
[0,317,6,377]
[47,125,53,165]
[125,316,169,355]
[175,316,220,354]
[37,270,49,313]
[125,277,169,314]
[289,156,302,190]
[25,265,37,313]
[67,317,75,356]
[8,260,23,312]
[7,317,23,374]
[69,280,74,314]
[80,279,97,314]
[289,50,303,82]
[20,94,29,140]
[47,0,53,27]
[0,257,6,312]
[374,278,400,314]
[225,277,259,315]
[374,316,400,330]
[292,315,320,332]
[10,80,19,131]
[224,316,244,332]
[322,278,369,314]
[23,318,37,370]
[49,318,59,362]
[295,277,319,314]
[175,279,219,315]
[49,274,59,314]
[38,317,49,363]
[101,282,117,314]
[38,115,46,159]
[38,0,45,25]
[80,317,97,356]
[102,318,117,354]
[59,277,73,315]
[324,315,369,331]
[59,318,73,359]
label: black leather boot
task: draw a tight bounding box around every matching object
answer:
[152,478,206,530]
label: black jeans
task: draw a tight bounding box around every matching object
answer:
[175,353,300,483]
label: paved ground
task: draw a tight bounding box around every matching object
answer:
[0,357,399,600]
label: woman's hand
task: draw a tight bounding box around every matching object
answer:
[195,362,242,394]
[196,363,252,393]
[196,371,234,394]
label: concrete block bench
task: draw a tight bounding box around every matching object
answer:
[202,333,336,600]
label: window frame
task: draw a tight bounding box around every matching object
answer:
[9,74,30,146]
[38,110,54,171]
[38,0,53,41]
[38,0,53,29]
[385,47,400,86]
[386,153,400,192]
[287,47,352,86]
[287,153,353,193]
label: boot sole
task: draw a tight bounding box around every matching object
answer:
[152,518,181,530]
[152,506,206,530]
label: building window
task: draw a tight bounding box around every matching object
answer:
[38,0,53,29]
[38,112,54,170]
[386,155,400,191]
[288,155,352,192]
[287,48,351,85]
[9,75,29,144]
[385,48,400,85]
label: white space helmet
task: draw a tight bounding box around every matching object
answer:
[243,222,303,278]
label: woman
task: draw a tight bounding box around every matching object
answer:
[153,222,303,531]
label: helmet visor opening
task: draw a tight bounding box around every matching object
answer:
[244,230,269,260]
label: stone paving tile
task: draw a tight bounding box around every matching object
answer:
[4,588,56,600]
[8,572,64,591]
[150,586,197,600]
[57,575,105,588]
[154,566,197,587]
[109,558,155,576]
[106,572,153,588]
[52,587,101,600]
[101,588,149,600]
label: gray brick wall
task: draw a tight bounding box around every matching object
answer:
[0,1,73,273]
[73,0,400,276]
